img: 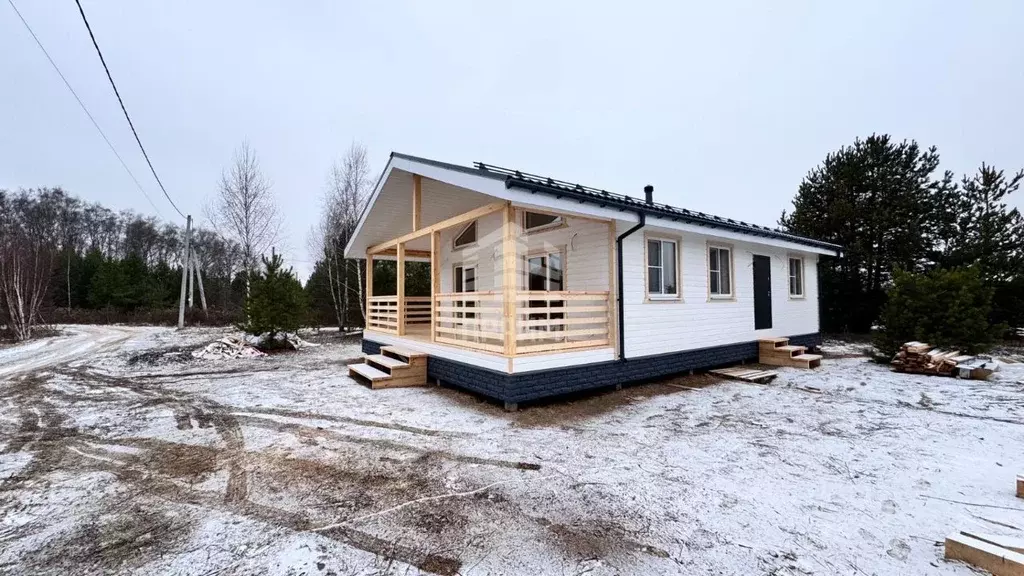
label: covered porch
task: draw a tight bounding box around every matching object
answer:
[363,179,616,368]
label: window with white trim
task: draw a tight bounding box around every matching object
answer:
[525,250,565,332]
[523,211,562,233]
[708,246,732,297]
[453,265,477,320]
[646,238,678,297]
[453,221,477,249]
[789,257,804,297]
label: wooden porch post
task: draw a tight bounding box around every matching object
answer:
[502,202,517,357]
[365,254,374,329]
[430,231,440,343]
[397,242,406,336]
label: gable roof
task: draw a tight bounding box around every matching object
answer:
[390,152,841,255]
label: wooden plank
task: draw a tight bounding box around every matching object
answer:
[367,201,506,254]
[435,290,502,298]
[365,255,373,328]
[431,230,440,344]
[1017,474,1024,499]
[435,336,505,354]
[435,306,502,315]
[503,202,516,357]
[412,174,422,231]
[710,367,779,384]
[516,292,609,301]
[516,327,608,341]
[515,339,610,354]
[960,532,1024,554]
[396,243,406,336]
[376,248,431,259]
[434,325,505,340]
[349,363,389,381]
[517,317,610,328]
[364,354,407,370]
[380,345,428,359]
[945,533,1024,576]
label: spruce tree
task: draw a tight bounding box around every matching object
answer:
[241,253,308,345]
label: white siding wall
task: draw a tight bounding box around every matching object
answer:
[619,223,820,358]
[440,210,611,292]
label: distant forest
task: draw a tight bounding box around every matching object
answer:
[0,187,243,326]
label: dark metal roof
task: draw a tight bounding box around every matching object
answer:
[390,152,842,254]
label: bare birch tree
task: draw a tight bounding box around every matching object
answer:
[206,142,281,293]
[0,190,56,341]
[311,143,371,330]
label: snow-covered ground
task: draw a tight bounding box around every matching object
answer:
[1,326,1022,575]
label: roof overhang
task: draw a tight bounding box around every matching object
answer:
[344,152,843,259]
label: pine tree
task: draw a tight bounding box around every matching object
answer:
[241,253,308,345]
[940,164,1024,282]
[780,134,954,332]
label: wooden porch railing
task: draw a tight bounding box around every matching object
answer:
[432,292,505,354]
[426,290,611,356]
[515,291,611,354]
[367,296,399,333]
[368,295,433,334]
[404,296,432,326]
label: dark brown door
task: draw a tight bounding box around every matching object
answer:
[753,255,773,330]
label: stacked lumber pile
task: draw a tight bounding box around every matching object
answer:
[891,342,998,380]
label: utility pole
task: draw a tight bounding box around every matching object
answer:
[192,251,208,313]
[187,253,195,308]
[177,215,192,328]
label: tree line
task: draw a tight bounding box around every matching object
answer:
[0,187,245,335]
[781,134,1023,354]
[0,141,287,340]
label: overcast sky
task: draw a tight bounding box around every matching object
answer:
[3,0,1022,280]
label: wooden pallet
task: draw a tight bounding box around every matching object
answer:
[759,338,822,369]
[347,346,428,389]
[945,531,1024,575]
[709,366,779,384]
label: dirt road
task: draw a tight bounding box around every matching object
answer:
[1,327,1022,575]
[0,325,138,379]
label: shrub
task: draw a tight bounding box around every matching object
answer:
[240,254,308,348]
[873,267,1003,358]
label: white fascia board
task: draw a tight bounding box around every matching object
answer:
[645,216,840,256]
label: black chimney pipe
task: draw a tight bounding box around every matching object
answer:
[644,184,654,205]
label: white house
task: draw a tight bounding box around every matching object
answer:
[344,152,841,408]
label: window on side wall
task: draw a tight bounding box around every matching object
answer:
[453,221,477,249]
[646,238,678,298]
[523,211,562,233]
[789,257,804,297]
[708,246,732,297]
[453,265,477,320]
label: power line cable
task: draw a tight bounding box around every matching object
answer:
[73,0,186,219]
[5,0,164,218]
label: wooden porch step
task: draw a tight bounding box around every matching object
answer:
[348,363,390,382]
[775,345,806,355]
[365,353,407,371]
[759,349,823,369]
[381,345,428,363]
[349,347,429,389]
